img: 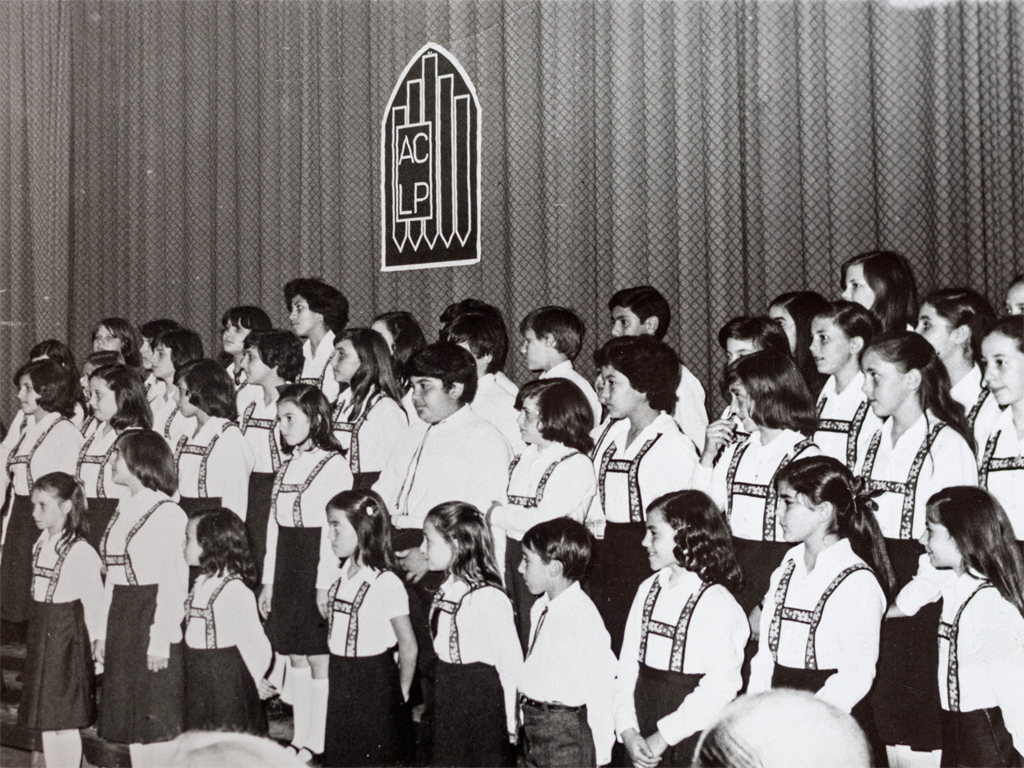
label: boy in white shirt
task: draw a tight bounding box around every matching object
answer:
[517,518,616,767]
[519,306,601,428]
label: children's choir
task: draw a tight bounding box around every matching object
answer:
[1,264,1022,768]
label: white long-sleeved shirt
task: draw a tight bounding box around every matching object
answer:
[184,573,272,685]
[854,412,978,540]
[674,364,709,453]
[541,361,602,429]
[692,429,819,542]
[76,421,127,500]
[331,389,409,475]
[144,374,166,406]
[519,582,617,765]
[950,365,1002,450]
[174,417,255,520]
[749,539,886,713]
[326,562,409,657]
[431,576,524,736]
[614,568,748,746]
[299,331,340,403]
[374,405,513,530]
[262,448,352,589]
[151,391,197,448]
[237,389,283,474]
[491,443,596,541]
[977,406,1023,539]
[813,373,883,471]
[587,414,698,530]
[5,410,83,497]
[471,373,526,455]
[902,571,1024,754]
[31,531,105,643]
[97,488,188,658]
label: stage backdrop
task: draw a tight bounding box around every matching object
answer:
[2,0,1022,424]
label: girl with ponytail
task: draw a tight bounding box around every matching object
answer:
[748,456,891,764]
[858,331,978,764]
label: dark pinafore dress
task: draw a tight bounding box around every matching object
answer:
[938,584,1022,768]
[430,584,513,767]
[17,538,96,732]
[503,451,580,650]
[333,394,384,490]
[76,428,120,555]
[264,454,335,655]
[815,397,871,471]
[240,401,282,583]
[174,427,231,588]
[588,422,663,655]
[724,438,815,614]
[325,575,412,767]
[98,500,185,744]
[861,422,947,751]
[765,559,886,765]
[633,580,713,767]
[1,416,69,624]
[182,576,268,735]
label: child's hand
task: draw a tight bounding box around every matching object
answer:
[147,654,169,672]
[645,731,669,758]
[623,729,660,768]
[316,589,330,619]
[92,639,105,664]
[396,548,430,584]
[258,584,273,618]
[700,418,737,466]
[257,678,278,700]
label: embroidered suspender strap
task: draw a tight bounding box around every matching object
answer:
[32,537,81,603]
[241,402,257,432]
[726,439,815,540]
[860,422,946,540]
[507,454,524,482]
[326,579,342,636]
[270,454,336,527]
[298,360,330,390]
[816,398,827,418]
[429,582,490,664]
[102,501,171,585]
[329,580,373,656]
[333,395,381,474]
[966,389,990,430]
[589,421,617,462]
[184,576,242,648]
[638,579,713,673]
[163,406,180,439]
[7,417,65,489]
[175,423,230,497]
[76,430,117,498]
[979,431,1024,488]
[598,437,662,523]
[767,559,872,669]
[938,583,994,712]
[816,396,870,465]
[242,403,283,473]
[507,452,581,509]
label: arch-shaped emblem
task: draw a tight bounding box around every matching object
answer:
[381,44,481,271]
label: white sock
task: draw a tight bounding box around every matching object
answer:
[306,678,330,754]
[41,729,82,768]
[289,664,313,749]
[272,653,291,703]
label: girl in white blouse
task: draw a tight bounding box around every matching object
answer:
[893,488,1024,766]
[139,319,182,405]
[258,384,353,762]
[78,363,152,553]
[858,331,978,762]
[491,377,597,648]
[840,250,919,335]
[284,278,348,403]
[915,288,1000,445]
[2,359,84,625]
[323,490,417,767]
[810,301,884,471]
[172,360,254,520]
[750,456,894,765]
[330,328,409,490]
[421,501,523,767]
[695,351,820,616]
[615,490,747,768]
[977,318,1024,540]
[219,305,271,391]
[182,508,272,736]
[17,473,104,768]
[149,329,203,446]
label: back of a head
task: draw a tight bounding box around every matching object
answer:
[694,690,871,768]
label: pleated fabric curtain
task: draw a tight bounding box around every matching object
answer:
[1,0,1021,425]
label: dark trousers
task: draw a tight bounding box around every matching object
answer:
[518,700,596,768]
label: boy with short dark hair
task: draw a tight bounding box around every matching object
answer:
[608,286,708,449]
[519,306,601,427]
[517,518,616,767]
